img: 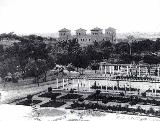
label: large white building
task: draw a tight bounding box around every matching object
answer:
[58,27,117,47]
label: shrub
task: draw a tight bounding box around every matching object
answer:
[48,87,52,93]
[148,107,155,115]
[119,92,125,96]
[141,92,146,97]
[70,88,74,93]
[51,96,56,101]
[102,97,108,104]
[27,94,33,104]
[78,97,84,102]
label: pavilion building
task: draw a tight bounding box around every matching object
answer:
[99,62,160,77]
[57,27,117,47]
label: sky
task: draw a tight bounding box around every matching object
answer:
[0,0,160,35]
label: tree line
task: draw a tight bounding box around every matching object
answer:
[1,33,160,83]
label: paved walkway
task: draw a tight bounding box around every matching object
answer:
[0,82,58,104]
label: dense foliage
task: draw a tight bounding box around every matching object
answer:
[1,32,160,83]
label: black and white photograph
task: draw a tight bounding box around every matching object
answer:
[0,0,160,121]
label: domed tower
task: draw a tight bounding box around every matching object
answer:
[105,27,116,43]
[91,27,103,42]
[58,28,71,41]
[75,28,87,37]
[75,28,92,47]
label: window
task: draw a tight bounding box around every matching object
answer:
[76,39,78,42]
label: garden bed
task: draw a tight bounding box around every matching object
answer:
[16,100,42,106]
[38,92,61,98]
[40,101,66,108]
[59,93,82,100]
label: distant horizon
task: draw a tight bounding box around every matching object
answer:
[1,29,160,36]
[1,31,160,39]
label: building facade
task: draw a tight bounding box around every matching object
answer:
[104,27,117,43]
[58,27,117,47]
[75,28,92,47]
[58,28,72,41]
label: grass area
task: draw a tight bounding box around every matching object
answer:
[16,100,42,106]
[59,93,83,100]
[40,101,66,108]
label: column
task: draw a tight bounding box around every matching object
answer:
[113,85,114,91]
[106,76,108,91]
[100,64,103,75]
[78,79,80,85]
[78,79,80,92]
[72,79,74,88]
[83,78,86,88]
[146,67,148,75]
[56,78,59,89]
[117,66,120,73]
[127,66,129,75]
[109,66,112,74]
[104,66,107,75]
[129,64,132,76]
[101,84,102,90]
[88,80,90,91]
[155,83,157,97]
[124,83,126,92]
[138,66,141,76]
[67,78,69,86]
[112,66,114,75]
[129,80,131,92]
[63,79,65,89]
[158,67,159,77]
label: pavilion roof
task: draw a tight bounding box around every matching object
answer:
[59,28,70,32]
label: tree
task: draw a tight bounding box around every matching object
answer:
[132,54,142,64]
[119,54,133,64]
[153,38,160,52]
[90,61,99,73]
[27,94,33,105]
[115,42,130,54]
[143,55,160,64]
[25,57,55,85]
[95,90,101,104]
[100,41,113,59]
[66,63,75,77]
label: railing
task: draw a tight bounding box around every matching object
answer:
[68,75,160,83]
